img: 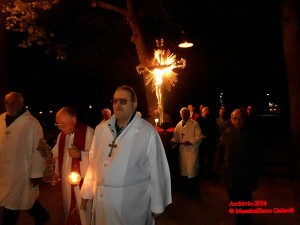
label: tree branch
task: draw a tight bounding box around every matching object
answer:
[90,1,128,17]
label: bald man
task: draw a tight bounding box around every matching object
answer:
[218,109,263,225]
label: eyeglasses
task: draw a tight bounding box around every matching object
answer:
[112,98,132,105]
[54,123,65,127]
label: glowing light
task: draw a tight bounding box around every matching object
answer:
[178,30,194,48]
[136,39,186,124]
[67,171,81,185]
[137,39,186,91]
[155,118,159,126]
[178,41,193,48]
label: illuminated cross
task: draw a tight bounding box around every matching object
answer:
[136,39,186,124]
[108,140,117,157]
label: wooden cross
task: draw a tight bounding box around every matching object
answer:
[181,133,185,139]
[108,140,117,157]
[4,130,10,138]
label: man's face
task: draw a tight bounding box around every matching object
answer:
[199,105,203,113]
[187,105,193,112]
[219,108,225,117]
[113,90,136,123]
[247,106,253,115]
[5,95,23,116]
[181,109,190,122]
[55,113,76,135]
[102,110,111,120]
[231,111,245,129]
[202,107,209,118]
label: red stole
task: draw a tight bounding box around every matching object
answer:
[58,123,88,225]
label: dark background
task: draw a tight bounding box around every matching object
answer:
[0,0,288,125]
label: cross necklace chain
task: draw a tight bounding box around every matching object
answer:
[107,121,129,157]
[107,112,136,157]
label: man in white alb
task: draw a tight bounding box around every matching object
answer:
[80,85,172,225]
[0,92,49,225]
[171,107,203,197]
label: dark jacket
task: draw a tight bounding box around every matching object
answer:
[217,122,263,191]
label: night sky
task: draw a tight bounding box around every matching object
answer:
[0,0,288,122]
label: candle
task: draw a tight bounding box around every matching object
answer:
[155,118,159,126]
[67,171,89,225]
[67,171,81,185]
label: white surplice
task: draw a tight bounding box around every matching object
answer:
[80,113,172,225]
[52,125,94,223]
[171,118,203,178]
[0,110,44,209]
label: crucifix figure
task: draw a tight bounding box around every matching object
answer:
[181,133,185,139]
[108,140,117,157]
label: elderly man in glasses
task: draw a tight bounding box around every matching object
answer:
[52,106,94,225]
[80,85,172,225]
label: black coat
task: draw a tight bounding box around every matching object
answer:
[217,123,263,191]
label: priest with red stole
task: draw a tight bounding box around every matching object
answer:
[52,107,94,225]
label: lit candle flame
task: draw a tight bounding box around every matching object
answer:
[67,171,81,185]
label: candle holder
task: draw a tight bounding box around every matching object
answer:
[37,138,61,185]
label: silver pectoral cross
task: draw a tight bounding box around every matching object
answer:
[108,140,117,157]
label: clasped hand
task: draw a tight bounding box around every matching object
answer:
[68,144,81,158]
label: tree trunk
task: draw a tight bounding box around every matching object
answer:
[93,0,159,117]
[126,1,158,117]
[282,0,300,164]
[0,14,10,113]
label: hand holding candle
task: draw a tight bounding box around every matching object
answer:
[67,171,88,225]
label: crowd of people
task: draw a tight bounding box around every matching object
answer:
[0,87,172,225]
[0,88,265,225]
[170,103,264,225]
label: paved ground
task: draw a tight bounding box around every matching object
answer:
[2,154,299,225]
